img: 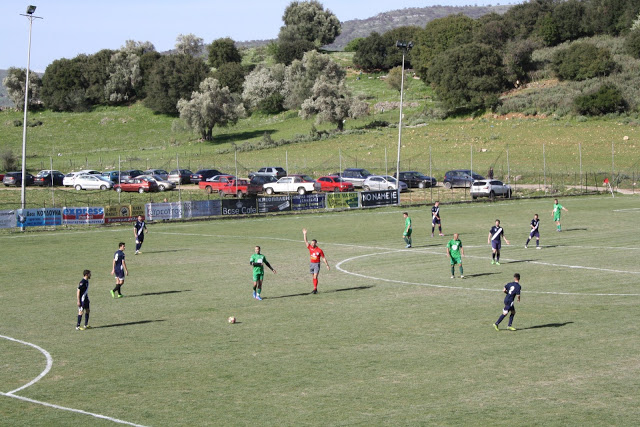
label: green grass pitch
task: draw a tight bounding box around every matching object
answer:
[1,194,639,426]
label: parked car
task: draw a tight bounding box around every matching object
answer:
[143,169,169,180]
[288,174,315,182]
[34,170,65,186]
[394,171,437,188]
[101,171,120,184]
[3,171,34,187]
[63,170,100,186]
[470,179,512,199]
[442,170,485,189]
[138,174,175,191]
[198,174,236,194]
[248,167,287,180]
[249,175,277,191]
[218,179,262,198]
[263,176,321,195]
[114,177,158,193]
[337,168,372,188]
[119,169,145,183]
[362,175,408,192]
[190,169,224,184]
[73,174,113,191]
[168,169,193,184]
[317,176,355,192]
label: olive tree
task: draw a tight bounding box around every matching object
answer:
[2,67,41,109]
[177,77,246,141]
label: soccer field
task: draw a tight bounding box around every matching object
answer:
[1,195,639,426]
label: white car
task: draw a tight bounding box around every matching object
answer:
[73,174,113,191]
[362,175,408,192]
[263,176,321,195]
[470,180,512,199]
[63,169,101,186]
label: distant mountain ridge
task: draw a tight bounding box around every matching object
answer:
[237,4,513,49]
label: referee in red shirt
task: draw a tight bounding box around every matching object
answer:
[303,228,330,294]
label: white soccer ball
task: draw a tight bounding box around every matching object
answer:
[228,316,236,324]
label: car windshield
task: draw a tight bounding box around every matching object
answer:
[36,171,50,177]
[383,176,397,183]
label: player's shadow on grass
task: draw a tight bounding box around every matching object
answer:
[126,290,192,298]
[520,321,574,330]
[507,259,537,264]
[93,320,166,329]
[269,285,374,299]
[558,228,588,232]
[462,272,501,278]
[142,249,190,254]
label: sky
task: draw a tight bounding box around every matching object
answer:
[1,0,512,72]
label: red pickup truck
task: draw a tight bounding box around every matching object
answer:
[218,179,262,198]
[199,175,235,193]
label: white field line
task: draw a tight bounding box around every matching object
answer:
[335,251,640,297]
[0,334,148,427]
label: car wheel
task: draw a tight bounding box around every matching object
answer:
[333,187,339,193]
[444,182,452,189]
[237,191,244,198]
[418,181,426,189]
[489,191,495,200]
[297,187,306,195]
[266,187,274,195]
[472,195,477,200]
[138,187,145,193]
[506,190,512,198]
[159,185,166,191]
[116,187,122,193]
[205,185,213,194]
[75,185,82,191]
[363,185,370,191]
[100,185,107,190]
[388,186,394,190]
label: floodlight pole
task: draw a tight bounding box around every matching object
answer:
[395,41,413,201]
[19,6,42,210]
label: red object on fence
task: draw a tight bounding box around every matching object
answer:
[604,178,610,184]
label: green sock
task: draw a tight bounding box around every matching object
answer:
[460,265,464,275]
[257,288,261,295]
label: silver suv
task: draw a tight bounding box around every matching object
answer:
[470,180,512,199]
[249,167,287,180]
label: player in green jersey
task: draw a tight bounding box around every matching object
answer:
[552,199,568,231]
[446,233,464,279]
[249,246,276,301]
[403,212,412,248]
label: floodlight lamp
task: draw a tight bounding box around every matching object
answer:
[26,5,36,14]
[407,42,414,49]
[396,41,404,48]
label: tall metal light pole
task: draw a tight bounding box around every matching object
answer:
[395,41,413,194]
[19,5,43,210]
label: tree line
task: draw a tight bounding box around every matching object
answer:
[3,0,640,135]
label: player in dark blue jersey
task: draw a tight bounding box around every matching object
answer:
[76,270,91,330]
[133,215,148,255]
[431,201,443,237]
[110,242,128,298]
[493,273,521,331]
[488,219,509,265]
[525,214,541,249]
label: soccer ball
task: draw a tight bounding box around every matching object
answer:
[228,316,236,324]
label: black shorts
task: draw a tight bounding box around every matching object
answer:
[529,230,540,238]
[80,298,90,311]
[114,268,125,279]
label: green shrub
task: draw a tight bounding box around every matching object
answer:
[257,93,285,115]
[573,83,627,115]
[551,42,617,80]
[624,29,640,59]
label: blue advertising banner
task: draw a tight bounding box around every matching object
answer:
[62,207,105,225]
[257,196,290,213]
[16,208,63,227]
[146,202,183,220]
[221,198,258,216]
[360,190,399,207]
[292,193,325,211]
[182,200,222,218]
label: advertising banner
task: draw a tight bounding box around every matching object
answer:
[326,192,359,209]
[360,190,399,207]
[257,196,290,213]
[221,198,257,216]
[62,207,105,225]
[292,193,325,211]
[16,208,62,227]
[146,202,183,221]
[104,204,145,223]
[182,200,222,218]
[0,210,16,228]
